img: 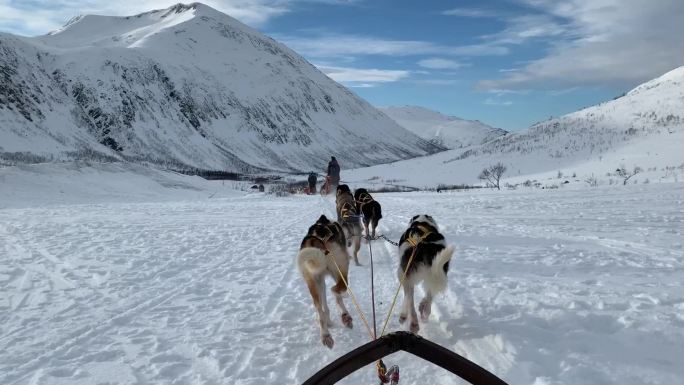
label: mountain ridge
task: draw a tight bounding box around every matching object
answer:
[379,105,507,149]
[346,67,684,187]
[0,2,442,172]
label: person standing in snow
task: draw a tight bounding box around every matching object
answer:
[307,172,317,195]
[327,156,340,190]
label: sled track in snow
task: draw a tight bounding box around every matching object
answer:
[1,184,683,385]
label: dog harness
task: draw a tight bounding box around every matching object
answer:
[405,224,433,248]
[305,224,335,254]
[340,201,357,220]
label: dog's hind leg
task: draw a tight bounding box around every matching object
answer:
[331,275,353,329]
[398,279,419,333]
[371,203,381,238]
[306,276,334,348]
[370,217,379,238]
[363,217,370,238]
[352,234,361,265]
[418,292,433,322]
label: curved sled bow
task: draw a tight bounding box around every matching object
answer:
[301,331,509,385]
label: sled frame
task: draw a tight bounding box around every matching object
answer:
[302,331,509,385]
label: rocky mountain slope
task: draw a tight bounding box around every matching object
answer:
[0,3,440,173]
[454,66,684,162]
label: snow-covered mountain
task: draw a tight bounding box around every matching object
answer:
[348,67,684,187]
[0,3,440,173]
[463,66,684,161]
[379,105,507,149]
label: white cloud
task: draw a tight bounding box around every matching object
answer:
[418,58,466,70]
[411,79,462,86]
[487,89,530,96]
[441,8,505,18]
[482,14,569,45]
[274,33,508,58]
[484,97,513,106]
[547,87,580,96]
[348,83,376,88]
[479,0,684,90]
[316,65,410,84]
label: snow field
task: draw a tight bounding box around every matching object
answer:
[1,181,683,384]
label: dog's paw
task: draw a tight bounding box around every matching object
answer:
[398,313,407,324]
[409,321,420,334]
[321,334,334,349]
[419,300,431,321]
[341,313,353,329]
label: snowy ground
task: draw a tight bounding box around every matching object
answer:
[1,167,684,385]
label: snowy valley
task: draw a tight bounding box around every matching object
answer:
[1,2,684,385]
[1,166,683,385]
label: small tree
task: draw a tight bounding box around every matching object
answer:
[585,174,598,187]
[479,162,507,190]
[615,165,642,185]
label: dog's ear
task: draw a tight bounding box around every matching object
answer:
[410,215,419,223]
[317,214,330,224]
[423,215,438,229]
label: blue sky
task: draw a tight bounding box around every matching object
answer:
[2,0,683,130]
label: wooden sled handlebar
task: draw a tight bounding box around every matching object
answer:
[302,331,509,385]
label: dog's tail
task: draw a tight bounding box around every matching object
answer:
[297,247,327,276]
[425,245,455,294]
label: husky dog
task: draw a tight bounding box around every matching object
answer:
[353,188,382,238]
[397,215,454,333]
[336,184,362,265]
[297,215,353,348]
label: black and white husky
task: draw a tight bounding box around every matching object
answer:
[397,215,454,333]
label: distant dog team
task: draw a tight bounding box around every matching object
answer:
[297,185,454,347]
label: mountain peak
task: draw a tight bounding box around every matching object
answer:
[626,65,684,97]
[37,2,239,49]
[153,2,223,19]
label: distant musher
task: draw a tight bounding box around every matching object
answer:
[327,156,340,191]
[307,172,317,195]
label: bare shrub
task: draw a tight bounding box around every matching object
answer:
[585,174,599,187]
[478,162,507,190]
[615,165,642,185]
